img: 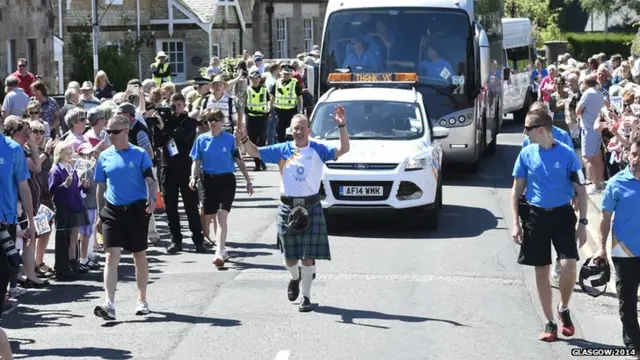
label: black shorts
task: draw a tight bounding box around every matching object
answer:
[518,203,579,266]
[100,200,150,253]
[0,225,17,320]
[202,173,236,215]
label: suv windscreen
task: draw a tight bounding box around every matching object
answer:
[310,101,424,140]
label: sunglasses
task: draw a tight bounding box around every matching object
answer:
[207,119,224,123]
[105,128,126,135]
[32,130,45,135]
[524,124,544,132]
[29,111,39,115]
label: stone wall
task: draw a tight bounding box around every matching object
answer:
[0,0,56,91]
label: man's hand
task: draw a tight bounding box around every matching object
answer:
[593,246,607,263]
[576,224,587,248]
[146,198,156,214]
[26,223,36,247]
[331,104,347,126]
[512,222,523,245]
[189,176,198,191]
[95,218,103,235]
[246,182,254,196]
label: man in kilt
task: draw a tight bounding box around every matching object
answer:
[236,106,350,312]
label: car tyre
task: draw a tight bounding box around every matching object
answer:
[423,183,442,230]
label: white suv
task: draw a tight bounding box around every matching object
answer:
[309,84,449,229]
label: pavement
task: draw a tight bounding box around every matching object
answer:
[1,118,631,360]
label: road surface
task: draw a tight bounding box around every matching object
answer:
[2,119,627,360]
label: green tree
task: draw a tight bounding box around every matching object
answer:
[505,0,565,46]
[98,30,146,90]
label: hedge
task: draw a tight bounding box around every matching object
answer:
[564,32,636,61]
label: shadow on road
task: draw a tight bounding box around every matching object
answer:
[10,284,103,308]
[227,261,284,272]
[328,204,498,239]
[313,305,468,330]
[10,338,133,359]
[2,308,85,330]
[100,311,241,328]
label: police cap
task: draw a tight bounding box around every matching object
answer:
[193,76,211,87]
[116,102,136,116]
[281,65,294,74]
[249,70,261,79]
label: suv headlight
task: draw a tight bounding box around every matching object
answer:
[405,153,432,171]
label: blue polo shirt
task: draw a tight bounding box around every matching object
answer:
[523,126,573,149]
[512,142,582,208]
[601,167,640,258]
[94,144,153,206]
[0,136,30,224]
[189,131,237,175]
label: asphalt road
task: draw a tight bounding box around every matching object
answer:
[2,119,629,360]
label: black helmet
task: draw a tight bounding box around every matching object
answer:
[578,257,611,298]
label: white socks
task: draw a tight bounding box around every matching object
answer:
[87,233,95,259]
[301,265,315,299]
[285,261,300,280]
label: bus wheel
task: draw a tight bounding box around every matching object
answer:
[484,108,499,156]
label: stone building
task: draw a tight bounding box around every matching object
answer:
[0,0,56,93]
[52,0,327,90]
[252,1,327,59]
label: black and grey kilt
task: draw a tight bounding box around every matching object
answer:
[276,202,331,261]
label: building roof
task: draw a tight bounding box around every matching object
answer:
[176,0,218,23]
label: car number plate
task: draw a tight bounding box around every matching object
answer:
[339,186,383,196]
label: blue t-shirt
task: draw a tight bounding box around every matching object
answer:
[189,131,237,175]
[259,141,336,197]
[94,144,154,206]
[0,136,30,224]
[522,126,573,149]
[601,167,640,258]
[512,142,582,208]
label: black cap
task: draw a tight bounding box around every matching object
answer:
[193,76,211,86]
[249,70,261,78]
[281,65,294,73]
[116,102,136,116]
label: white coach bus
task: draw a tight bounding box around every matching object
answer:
[501,18,535,122]
[317,0,506,168]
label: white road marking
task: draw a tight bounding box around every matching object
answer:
[275,350,291,360]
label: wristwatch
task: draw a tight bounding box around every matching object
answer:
[579,218,588,225]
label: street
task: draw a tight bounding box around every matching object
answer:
[2,118,629,360]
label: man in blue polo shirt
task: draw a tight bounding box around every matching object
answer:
[511,108,588,342]
[0,133,36,358]
[522,102,576,285]
[595,138,640,357]
[93,114,158,321]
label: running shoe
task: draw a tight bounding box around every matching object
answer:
[94,303,116,321]
[135,300,150,316]
[299,297,312,312]
[539,321,558,342]
[557,305,575,337]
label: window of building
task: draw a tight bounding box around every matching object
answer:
[156,39,186,82]
[303,18,314,52]
[212,43,220,58]
[106,0,123,5]
[27,39,37,75]
[276,18,288,58]
[10,39,17,71]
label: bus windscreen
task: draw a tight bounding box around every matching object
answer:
[320,8,473,119]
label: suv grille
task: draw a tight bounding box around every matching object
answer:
[329,181,392,201]
[325,163,398,170]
